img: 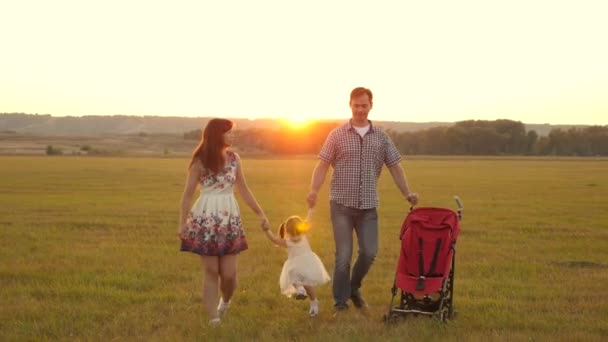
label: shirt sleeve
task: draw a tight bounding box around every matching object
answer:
[384,134,402,167]
[319,130,337,163]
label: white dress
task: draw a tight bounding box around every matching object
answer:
[180,151,248,256]
[279,236,331,296]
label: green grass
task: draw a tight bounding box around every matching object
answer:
[1,156,607,341]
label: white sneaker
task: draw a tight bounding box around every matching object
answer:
[309,299,319,317]
[208,318,221,326]
[217,298,231,318]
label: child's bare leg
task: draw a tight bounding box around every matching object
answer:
[303,285,316,301]
[294,284,307,299]
[305,286,319,317]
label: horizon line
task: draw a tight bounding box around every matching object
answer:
[0,112,599,127]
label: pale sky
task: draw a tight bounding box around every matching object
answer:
[2,0,607,125]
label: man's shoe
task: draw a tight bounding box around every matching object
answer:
[350,290,368,309]
[332,302,349,318]
[334,302,349,310]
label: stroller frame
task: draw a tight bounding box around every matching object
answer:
[384,196,463,323]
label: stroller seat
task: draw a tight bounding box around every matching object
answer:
[385,197,462,323]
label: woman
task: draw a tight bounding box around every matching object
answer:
[178,118,270,326]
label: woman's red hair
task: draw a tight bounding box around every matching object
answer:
[190,118,234,173]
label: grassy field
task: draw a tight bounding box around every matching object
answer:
[0,133,197,156]
[1,156,607,341]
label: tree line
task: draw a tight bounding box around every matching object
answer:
[184,120,608,156]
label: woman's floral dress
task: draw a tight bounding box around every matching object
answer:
[180,151,248,256]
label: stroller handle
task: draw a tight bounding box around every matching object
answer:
[454,195,464,220]
[409,196,464,216]
[454,196,463,210]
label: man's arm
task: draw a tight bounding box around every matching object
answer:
[387,162,419,205]
[306,160,330,209]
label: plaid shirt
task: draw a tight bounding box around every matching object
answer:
[319,120,402,209]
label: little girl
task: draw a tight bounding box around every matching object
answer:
[262,211,330,317]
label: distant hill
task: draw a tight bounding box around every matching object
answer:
[0,113,588,136]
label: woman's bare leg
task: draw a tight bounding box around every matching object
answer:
[218,254,238,302]
[201,256,220,319]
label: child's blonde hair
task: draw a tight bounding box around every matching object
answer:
[278,215,309,240]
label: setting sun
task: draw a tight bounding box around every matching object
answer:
[283,116,310,129]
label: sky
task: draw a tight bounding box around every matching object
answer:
[2,0,607,125]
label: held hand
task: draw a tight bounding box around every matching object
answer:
[305,207,314,223]
[406,192,419,206]
[306,191,317,209]
[177,224,188,240]
[260,216,271,232]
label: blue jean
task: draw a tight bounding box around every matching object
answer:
[330,200,378,306]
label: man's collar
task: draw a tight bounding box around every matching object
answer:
[348,119,374,131]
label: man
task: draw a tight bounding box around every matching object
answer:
[306,87,419,311]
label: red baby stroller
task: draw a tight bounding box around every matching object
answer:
[384,196,463,323]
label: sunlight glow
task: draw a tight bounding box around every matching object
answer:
[283,116,311,129]
[295,222,310,234]
[2,1,607,125]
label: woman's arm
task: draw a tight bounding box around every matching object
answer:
[178,161,201,238]
[233,153,270,230]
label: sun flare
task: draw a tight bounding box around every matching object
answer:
[283,116,310,129]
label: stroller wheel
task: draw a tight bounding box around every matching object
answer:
[449,309,459,320]
[434,308,449,322]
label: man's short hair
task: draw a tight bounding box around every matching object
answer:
[350,87,373,102]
